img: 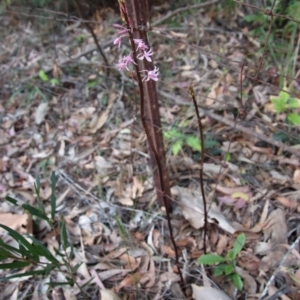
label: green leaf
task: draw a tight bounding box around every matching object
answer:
[186,135,201,151]
[69,243,74,259]
[25,235,59,264]
[19,244,30,260]
[213,264,226,276]
[0,269,45,282]
[0,261,31,269]
[224,153,231,162]
[172,140,183,156]
[38,70,49,82]
[165,128,182,140]
[50,171,56,221]
[197,254,226,265]
[79,277,94,289]
[225,264,234,275]
[0,240,22,257]
[232,273,243,290]
[35,175,40,192]
[271,91,290,112]
[60,218,68,249]
[0,224,39,261]
[50,171,56,191]
[287,113,300,125]
[278,91,290,103]
[21,204,49,222]
[44,263,55,276]
[73,262,82,273]
[87,80,98,88]
[227,249,235,261]
[48,280,74,287]
[288,98,300,108]
[5,196,18,206]
[232,233,246,259]
[50,78,59,86]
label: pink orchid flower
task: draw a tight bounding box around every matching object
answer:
[134,39,148,51]
[141,66,159,81]
[113,24,129,35]
[138,48,153,62]
[115,53,136,71]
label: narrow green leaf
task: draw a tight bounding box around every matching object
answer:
[25,235,59,264]
[0,243,21,258]
[232,233,246,259]
[35,175,40,192]
[0,224,38,261]
[0,261,31,269]
[0,269,45,282]
[225,264,234,275]
[44,263,55,276]
[69,243,74,259]
[115,216,127,239]
[227,249,235,261]
[0,239,21,254]
[53,247,65,257]
[79,277,94,289]
[232,273,243,290]
[50,171,56,221]
[19,244,30,260]
[21,204,49,222]
[197,254,226,265]
[73,262,82,273]
[50,171,56,191]
[5,196,18,206]
[48,280,74,287]
[60,218,68,249]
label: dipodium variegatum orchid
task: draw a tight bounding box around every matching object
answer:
[113,24,159,81]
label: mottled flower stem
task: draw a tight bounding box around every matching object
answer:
[117,0,185,289]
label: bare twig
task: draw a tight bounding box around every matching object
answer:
[254,0,276,81]
[259,233,300,300]
[151,0,219,27]
[73,0,110,77]
[188,85,208,254]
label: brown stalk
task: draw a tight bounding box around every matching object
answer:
[188,86,208,254]
[74,0,110,77]
[119,0,184,288]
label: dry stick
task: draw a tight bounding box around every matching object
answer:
[254,0,276,81]
[120,0,184,287]
[151,0,219,27]
[158,90,300,158]
[73,0,110,77]
[233,0,300,25]
[259,233,300,300]
[188,85,208,255]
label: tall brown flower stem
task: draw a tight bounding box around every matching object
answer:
[118,0,184,288]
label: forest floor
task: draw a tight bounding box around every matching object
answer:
[0,1,300,299]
